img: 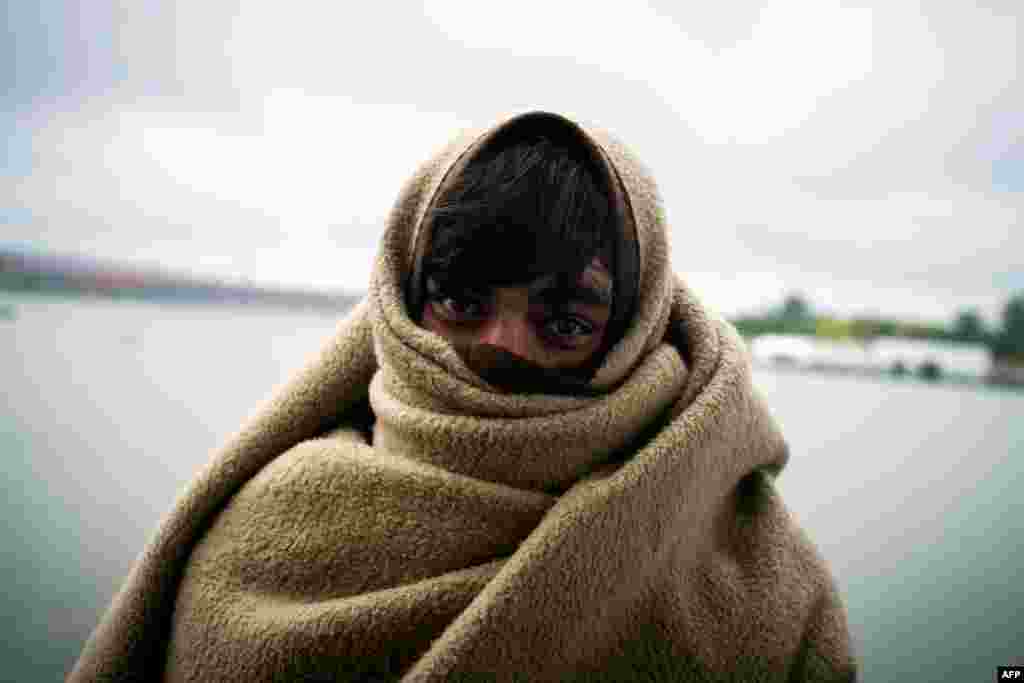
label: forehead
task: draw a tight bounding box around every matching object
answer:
[427,256,612,303]
[504,258,613,307]
[529,258,610,291]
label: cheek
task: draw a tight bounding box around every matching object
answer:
[559,332,605,365]
[421,305,477,346]
[420,304,439,331]
[421,305,452,338]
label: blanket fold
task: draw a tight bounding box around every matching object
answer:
[70,111,855,682]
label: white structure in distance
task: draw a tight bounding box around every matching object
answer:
[748,334,991,382]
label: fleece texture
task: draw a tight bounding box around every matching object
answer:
[69,111,856,682]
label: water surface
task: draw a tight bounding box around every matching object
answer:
[1,294,1020,680]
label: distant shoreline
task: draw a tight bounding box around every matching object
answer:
[0,246,362,313]
[0,284,360,313]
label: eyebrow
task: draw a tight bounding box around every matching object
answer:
[426,272,613,307]
[529,276,613,308]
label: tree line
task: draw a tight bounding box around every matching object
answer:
[731,291,1024,363]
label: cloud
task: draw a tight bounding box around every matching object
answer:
[425,0,877,145]
[12,91,465,287]
[5,0,1021,319]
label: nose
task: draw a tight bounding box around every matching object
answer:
[477,313,531,359]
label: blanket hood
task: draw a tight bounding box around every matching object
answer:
[379,110,674,398]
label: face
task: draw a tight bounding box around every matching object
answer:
[420,256,613,375]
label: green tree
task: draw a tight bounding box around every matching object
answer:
[994,292,1024,359]
[850,317,899,340]
[952,308,987,344]
[815,317,853,340]
[780,293,811,321]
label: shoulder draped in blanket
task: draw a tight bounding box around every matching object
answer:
[70,112,856,681]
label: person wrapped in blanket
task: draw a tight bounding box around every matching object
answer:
[71,111,856,682]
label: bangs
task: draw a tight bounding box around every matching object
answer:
[423,136,612,289]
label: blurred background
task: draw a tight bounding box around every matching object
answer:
[2,1,1021,679]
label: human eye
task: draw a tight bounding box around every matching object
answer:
[427,282,489,322]
[542,315,594,345]
[437,294,486,320]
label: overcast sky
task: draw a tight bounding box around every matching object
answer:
[3,1,1021,323]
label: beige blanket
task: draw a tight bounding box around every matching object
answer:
[70,112,856,681]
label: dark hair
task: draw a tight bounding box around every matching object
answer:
[421,135,613,291]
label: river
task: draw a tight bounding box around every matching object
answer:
[1,293,1020,680]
